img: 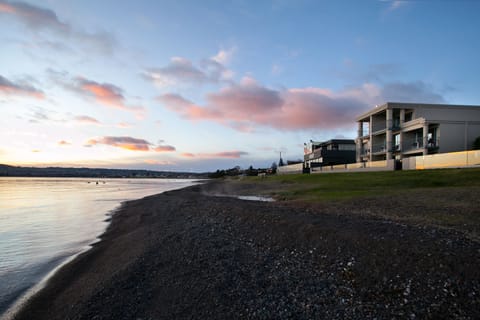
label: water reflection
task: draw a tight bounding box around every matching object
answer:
[0,177,199,316]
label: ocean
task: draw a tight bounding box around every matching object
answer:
[0,177,200,318]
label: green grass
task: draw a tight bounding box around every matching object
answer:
[246,168,480,202]
[232,168,480,240]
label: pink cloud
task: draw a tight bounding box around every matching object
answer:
[0,74,44,99]
[158,78,444,132]
[158,78,369,131]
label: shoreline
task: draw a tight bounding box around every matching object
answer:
[2,202,121,320]
[11,181,480,319]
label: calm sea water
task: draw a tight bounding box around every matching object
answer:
[0,177,200,317]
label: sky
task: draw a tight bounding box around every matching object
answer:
[1,0,479,172]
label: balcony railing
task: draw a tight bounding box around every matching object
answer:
[402,137,424,152]
[372,142,387,153]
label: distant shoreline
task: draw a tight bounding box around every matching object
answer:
[0,164,208,179]
[11,179,480,319]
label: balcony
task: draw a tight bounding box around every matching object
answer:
[371,142,387,154]
[402,137,424,153]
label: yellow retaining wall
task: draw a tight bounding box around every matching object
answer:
[311,160,391,173]
[415,150,480,170]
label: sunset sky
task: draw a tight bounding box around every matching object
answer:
[1,0,479,172]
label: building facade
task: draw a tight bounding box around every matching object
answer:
[304,139,356,169]
[356,102,480,163]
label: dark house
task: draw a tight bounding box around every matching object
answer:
[304,139,356,170]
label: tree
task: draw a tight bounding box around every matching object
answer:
[245,165,258,176]
[270,162,277,174]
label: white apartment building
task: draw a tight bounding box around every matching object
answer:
[356,102,480,163]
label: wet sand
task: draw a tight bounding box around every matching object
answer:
[12,181,480,319]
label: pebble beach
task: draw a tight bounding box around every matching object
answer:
[11,180,480,319]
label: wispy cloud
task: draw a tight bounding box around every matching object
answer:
[180,150,248,159]
[74,115,101,125]
[389,0,407,11]
[0,74,44,99]
[143,49,235,88]
[85,136,176,152]
[144,159,176,166]
[203,151,249,158]
[380,81,445,103]
[211,47,236,65]
[381,0,407,13]
[116,122,133,128]
[158,77,444,132]
[0,0,117,55]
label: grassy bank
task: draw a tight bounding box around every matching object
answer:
[224,168,480,239]
[263,168,480,201]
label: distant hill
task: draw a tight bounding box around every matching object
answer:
[0,164,209,179]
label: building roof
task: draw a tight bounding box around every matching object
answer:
[311,139,355,146]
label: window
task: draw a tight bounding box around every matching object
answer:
[394,134,400,150]
[405,111,413,122]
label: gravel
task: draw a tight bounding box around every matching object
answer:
[12,182,480,320]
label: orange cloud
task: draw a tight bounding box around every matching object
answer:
[0,75,45,99]
[85,136,150,151]
[58,140,71,146]
[181,152,195,158]
[85,136,176,153]
[153,145,176,152]
[74,78,145,117]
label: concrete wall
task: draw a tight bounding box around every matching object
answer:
[311,160,394,173]
[403,150,480,170]
[277,163,303,174]
[415,105,480,122]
